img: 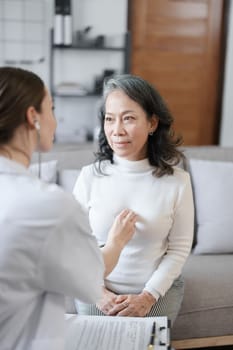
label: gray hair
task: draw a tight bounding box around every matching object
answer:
[96,74,184,177]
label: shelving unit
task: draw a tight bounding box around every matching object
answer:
[49,29,131,97]
[49,28,131,143]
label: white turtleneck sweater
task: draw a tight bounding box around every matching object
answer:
[73,155,194,299]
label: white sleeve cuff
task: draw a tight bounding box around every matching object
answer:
[143,288,161,302]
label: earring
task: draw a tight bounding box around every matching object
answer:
[34,120,40,131]
[149,131,154,136]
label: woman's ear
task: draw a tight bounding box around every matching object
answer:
[25,106,39,129]
[150,115,159,133]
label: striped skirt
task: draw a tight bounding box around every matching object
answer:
[75,275,184,326]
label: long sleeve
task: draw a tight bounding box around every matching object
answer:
[144,173,194,297]
[38,195,104,304]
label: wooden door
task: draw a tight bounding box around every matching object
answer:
[129,0,225,145]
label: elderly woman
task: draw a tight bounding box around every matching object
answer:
[74,74,194,325]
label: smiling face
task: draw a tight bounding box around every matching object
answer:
[104,90,158,161]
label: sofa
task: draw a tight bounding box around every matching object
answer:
[33,143,233,349]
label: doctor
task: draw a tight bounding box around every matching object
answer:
[0,67,137,350]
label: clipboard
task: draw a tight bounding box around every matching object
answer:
[65,314,171,350]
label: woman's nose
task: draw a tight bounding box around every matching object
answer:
[113,120,124,135]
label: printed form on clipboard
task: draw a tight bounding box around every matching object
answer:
[65,314,171,350]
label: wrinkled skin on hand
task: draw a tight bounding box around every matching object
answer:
[96,287,156,317]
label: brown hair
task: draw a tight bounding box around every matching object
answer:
[0,66,45,144]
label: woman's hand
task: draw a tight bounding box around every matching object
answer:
[101,209,138,277]
[107,291,156,317]
[107,209,138,248]
[96,287,127,315]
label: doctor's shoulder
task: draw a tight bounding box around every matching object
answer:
[19,176,80,222]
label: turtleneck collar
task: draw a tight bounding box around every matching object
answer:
[113,154,154,173]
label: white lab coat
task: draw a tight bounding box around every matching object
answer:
[0,156,104,350]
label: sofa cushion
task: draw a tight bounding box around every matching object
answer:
[65,297,76,314]
[172,254,233,340]
[189,158,233,254]
[58,169,80,192]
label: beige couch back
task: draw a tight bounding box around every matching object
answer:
[34,143,233,172]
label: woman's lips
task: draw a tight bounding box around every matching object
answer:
[113,141,130,147]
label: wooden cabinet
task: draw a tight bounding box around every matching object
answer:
[129,0,226,145]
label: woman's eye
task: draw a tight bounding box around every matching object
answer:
[105,116,112,122]
[124,116,134,121]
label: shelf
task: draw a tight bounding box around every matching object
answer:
[49,29,131,103]
[53,92,101,98]
[52,44,125,51]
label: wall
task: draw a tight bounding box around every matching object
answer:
[0,0,128,143]
[0,0,50,84]
[220,0,233,146]
[2,0,232,146]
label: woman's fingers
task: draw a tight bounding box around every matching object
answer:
[118,209,138,223]
[107,209,139,248]
[127,211,138,223]
[118,208,130,219]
